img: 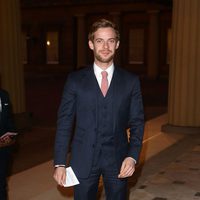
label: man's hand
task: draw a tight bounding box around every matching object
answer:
[0,132,16,147]
[53,166,66,186]
[118,157,136,178]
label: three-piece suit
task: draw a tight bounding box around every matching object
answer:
[54,65,144,199]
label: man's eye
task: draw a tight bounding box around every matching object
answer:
[109,39,115,43]
[96,39,103,43]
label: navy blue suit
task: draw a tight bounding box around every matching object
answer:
[54,66,144,199]
[0,89,16,200]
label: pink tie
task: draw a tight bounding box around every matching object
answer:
[101,71,108,97]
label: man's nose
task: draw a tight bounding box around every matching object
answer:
[103,41,109,49]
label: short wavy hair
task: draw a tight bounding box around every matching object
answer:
[88,18,120,42]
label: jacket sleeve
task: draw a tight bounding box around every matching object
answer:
[127,77,144,163]
[54,73,76,166]
[0,90,16,133]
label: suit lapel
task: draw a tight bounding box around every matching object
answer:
[80,66,98,126]
[112,66,124,132]
[81,66,98,99]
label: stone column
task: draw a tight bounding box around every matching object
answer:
[162,0,200,133]
[0,0,25,113]
[0,0,29,129]
[147,10,160,79]
[76,14,87,68]
[110,12,121,66]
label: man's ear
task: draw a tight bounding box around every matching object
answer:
[88,40,94,50]
[116,41,120,49]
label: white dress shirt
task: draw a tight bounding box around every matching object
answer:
[93,63,114,88]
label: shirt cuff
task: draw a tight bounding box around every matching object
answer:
[54,165,66,168]
[127,157,137,164]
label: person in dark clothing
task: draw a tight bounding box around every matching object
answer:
[53,19,144,200]
[0,89,17,200]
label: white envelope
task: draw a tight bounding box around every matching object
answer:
[63,167,80,187]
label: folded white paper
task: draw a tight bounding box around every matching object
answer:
[0,132,18,139]
[63,167,80,187]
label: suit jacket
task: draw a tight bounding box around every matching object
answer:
[54,66,144,178]
[0,89,16,153]
[0,89,15,136]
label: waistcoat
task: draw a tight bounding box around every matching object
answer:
[92,79,116,167]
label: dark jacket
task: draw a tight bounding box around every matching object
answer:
[54,66,144,178]
[0,89,16,137]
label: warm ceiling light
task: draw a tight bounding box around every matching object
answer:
[47,40,51,46]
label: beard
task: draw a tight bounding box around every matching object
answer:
[94,51,115,63]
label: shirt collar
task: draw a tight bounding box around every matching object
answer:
[93,63,114,78]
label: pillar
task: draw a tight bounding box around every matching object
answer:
[147,10,160,79]
[110,12,121,65]
[0,0,25,114]
[76,14,87,68]
[162,0,200,133]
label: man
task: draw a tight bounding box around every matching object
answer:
[0,89,17,199]
[54,19,144,200]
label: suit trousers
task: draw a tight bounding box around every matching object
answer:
[74,146,128,200]
[0,147,11,200]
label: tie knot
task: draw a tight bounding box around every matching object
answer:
[101,71,108,78]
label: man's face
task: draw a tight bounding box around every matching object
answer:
[88,27,119,65]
